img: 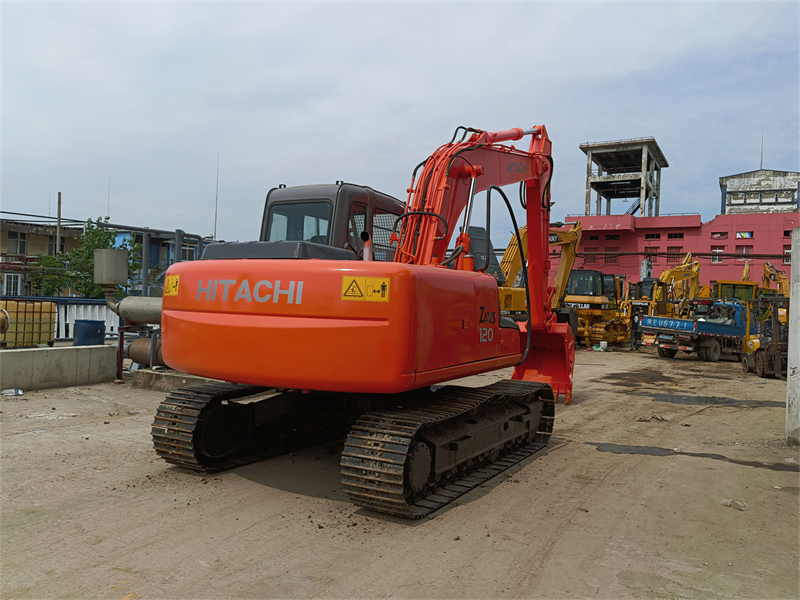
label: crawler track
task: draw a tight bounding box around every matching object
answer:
[151,383,353,472]
[153,380,556,518]
[340,380,554,518]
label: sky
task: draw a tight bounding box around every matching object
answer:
[3,2,799,248]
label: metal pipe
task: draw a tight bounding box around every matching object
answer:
[128,336,166,367]
[116,297,162,324]
[101,286,162,324]
[175,229,184,263]
[361,231,373,261]
[462,177,478,234]
[117,328,125,380]
[56,192,61,255]
[142,231,149,297]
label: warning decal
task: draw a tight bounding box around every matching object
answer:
[341,276,390,302]
[164,274,180,296]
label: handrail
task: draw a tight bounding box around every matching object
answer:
[580,136,657,146]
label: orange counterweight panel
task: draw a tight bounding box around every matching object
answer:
[161,260,521,394]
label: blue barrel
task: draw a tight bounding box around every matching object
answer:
[73,320,106,346]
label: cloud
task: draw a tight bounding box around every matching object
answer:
[2,2,797,247]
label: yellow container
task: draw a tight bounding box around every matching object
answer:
[0,300,57,347]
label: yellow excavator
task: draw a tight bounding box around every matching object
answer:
[623,253,709,324]
[762,261,790,296]
[660,253,710,303]
[498,222,582,335]
[499,221,625,346]
[713,261,760,302]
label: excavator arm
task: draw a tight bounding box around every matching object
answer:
[548,223,582,309]
[395,126,557,330]
[658,254,702,300]
[499,225,528,290]
[498,222,582,309]
[763,261,790,295]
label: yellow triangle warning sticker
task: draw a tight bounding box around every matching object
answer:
[343,279,364,298]
[341,276,390,302]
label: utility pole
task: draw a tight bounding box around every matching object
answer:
[56,192,62,255]
[107,180,111,219]
[214,153,220,241]
[787,227,800,445]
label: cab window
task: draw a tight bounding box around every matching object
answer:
[372,207,401,261]
[266,202,331,244]
[346,203,367,254]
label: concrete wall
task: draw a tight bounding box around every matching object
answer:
[0,345,116,391]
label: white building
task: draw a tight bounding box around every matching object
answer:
[720,169,800,215]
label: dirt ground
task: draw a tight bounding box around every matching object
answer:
[1,347,797,600]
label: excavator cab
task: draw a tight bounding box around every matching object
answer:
[714,281,759,302]
[259,183,405,259]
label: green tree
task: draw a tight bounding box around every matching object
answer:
[30,254,70,296]
[66,218,142,298]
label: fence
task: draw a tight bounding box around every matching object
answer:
[1,296,124,341]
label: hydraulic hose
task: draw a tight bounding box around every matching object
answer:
[540,155,554,209]
[440,245,464,268]
[486,185,531,367]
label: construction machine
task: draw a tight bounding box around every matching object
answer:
[712,261,761,302]
[498,221,581,335]
[562,269,627,346]
[658,253,710,305]
[152,125,574,517]
[741,260,751,282]
[713,279,760,302]
[625,254,709,320]
[742,295,789,378]
[762,262,790,296]
[498,223,623,346]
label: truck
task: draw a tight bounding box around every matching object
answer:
[640,298,756,362]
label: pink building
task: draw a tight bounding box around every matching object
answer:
[550,212,797,287]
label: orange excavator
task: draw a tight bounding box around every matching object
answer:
[153,125,574,517]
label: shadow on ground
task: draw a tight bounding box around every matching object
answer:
[584,442,800,473]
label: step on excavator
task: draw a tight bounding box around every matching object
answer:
[152,125,574,517]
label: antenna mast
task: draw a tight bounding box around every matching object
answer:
[760,135,764,170]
